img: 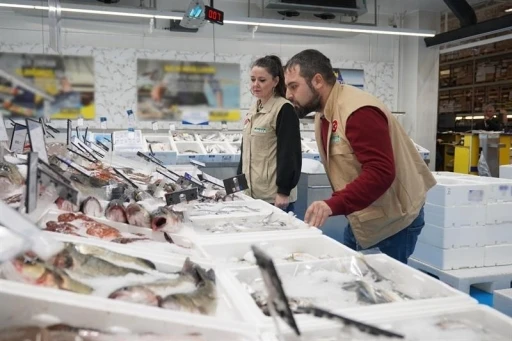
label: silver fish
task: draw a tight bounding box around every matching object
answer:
[74,244,155,270]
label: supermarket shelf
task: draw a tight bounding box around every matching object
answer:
[440,79,512,91]
[440,49,512,67]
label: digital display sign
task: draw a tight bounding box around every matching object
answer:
[205,5,224,25]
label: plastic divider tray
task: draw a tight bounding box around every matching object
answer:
[222,254,476,331]
[0,281,259,340]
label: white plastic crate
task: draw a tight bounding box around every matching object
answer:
[263,305,511,341]
[424,202,486,227]
[173,141,207,163]
[199,234,356,269]
[427,177,488,206]
[488,223,512,244]
[411,241,485,270]
[224,255,475,330]
[0,281,259,340]
[143,134,178,165]
[202,141,237,163]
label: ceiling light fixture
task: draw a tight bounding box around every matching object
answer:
[0,2,435,37]
[506,8,512,12]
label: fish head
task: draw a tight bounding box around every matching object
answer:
[150,206,183,231]
[108,286,161,306]
[0,162,23,188]
[51,249,75,270]
[10,256,61,287]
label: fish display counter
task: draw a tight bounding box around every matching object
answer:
[0,137,510,341]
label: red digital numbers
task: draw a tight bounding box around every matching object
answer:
[205,6,223,24]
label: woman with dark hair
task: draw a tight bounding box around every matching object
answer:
[237,55,302,213]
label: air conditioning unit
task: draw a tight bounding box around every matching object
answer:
[264,0,368,17]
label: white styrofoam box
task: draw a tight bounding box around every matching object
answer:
[195,132,225,142]
[418,224,488,249]
[178,200,321,242]
[432,171,467,177]
[494,288,512,317]
[488,223,512,245]
[411,241,485,270]
[202,141,237,163]
[170,131,197,142]
[0,240,248,323]
[487,202,512,224]
[414,142,430,161]
[465,176,512,203]
[198,234,356,269]
[224,255,474,330]
[499,164,512,179]
[143,134,178,165]
[484,244,512,266]
[222,132,243,144]
[0,281,259,340]
[426,177,489,206]
[425,202,486,227]
[173,141,207,163]
[266,305,511,341]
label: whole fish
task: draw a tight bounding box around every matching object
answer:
[80,196,103,217]
[0,161,24,198]
[105,199,128,223]
[150,206,184,232]
[108,258,200,305]
[4,256,93,294]
[50,244,145,277]
[160,267,218,315]
[126,203,151,228]
[74,243,155,270]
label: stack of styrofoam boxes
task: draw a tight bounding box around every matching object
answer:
[412,172,512,270]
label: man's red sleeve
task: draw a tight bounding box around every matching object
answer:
[324,106,396,216]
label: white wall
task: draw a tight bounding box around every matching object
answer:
[0,4,398,129]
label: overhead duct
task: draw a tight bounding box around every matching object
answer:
[262,0,367,17]
[425,0,512,47]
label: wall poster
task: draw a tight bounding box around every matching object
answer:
[137,59,241,124]
[333,68,365,89]
[0,53,95,120]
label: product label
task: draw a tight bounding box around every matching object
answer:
[468,189,484,202]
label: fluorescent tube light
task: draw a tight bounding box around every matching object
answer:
[0,2,435,37]
[506,8,512,12]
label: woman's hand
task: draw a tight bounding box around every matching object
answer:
[275,193,290,210]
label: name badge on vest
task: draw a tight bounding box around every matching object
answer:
[330,134,341,144]
[253,127,267,134]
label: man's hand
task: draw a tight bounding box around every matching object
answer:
[275,193,290,210]
[304,201,332,228]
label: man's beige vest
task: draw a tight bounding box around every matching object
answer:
[315,83,436,249]
[242,96,298,204]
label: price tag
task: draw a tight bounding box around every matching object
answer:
[152,121,158,131]
[169,124,176,132]
[165,188,198,205]
[251,245,301,336]
[100,117,107,129]
[77,118,84,127]
[127,109,135,124]
[10,123,27,154]
[221,120,228,130]
[26,119,49,164]
[0,115,8,142]
[200,172,224,188]
[223,174,248,195]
